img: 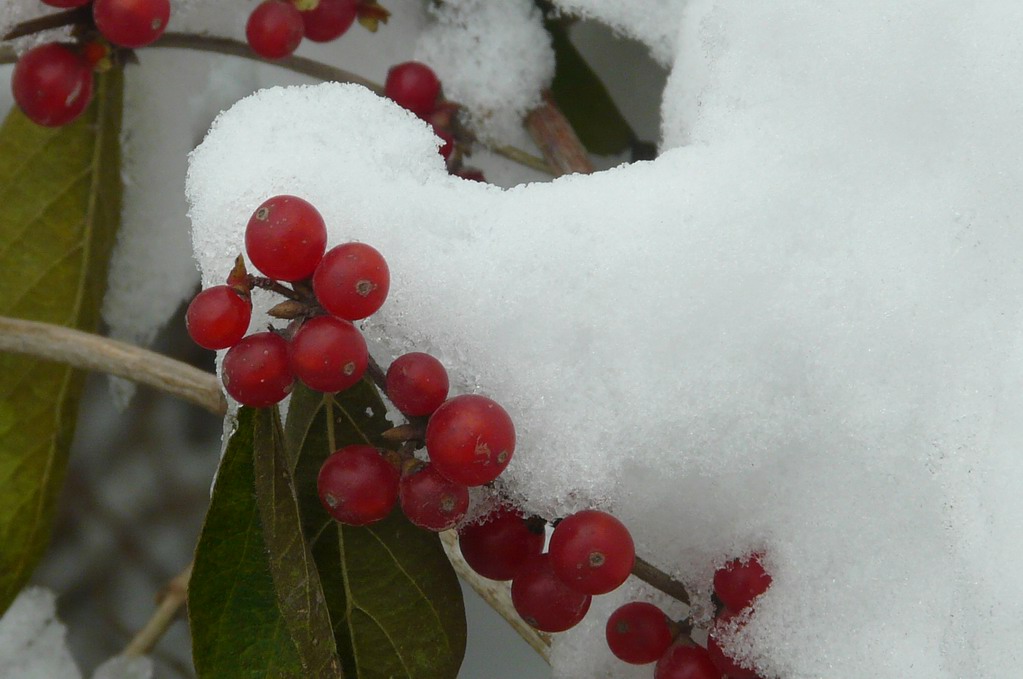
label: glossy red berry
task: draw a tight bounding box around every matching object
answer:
[425,394,515,486]
[606,602,675,665]
[707,611,759,679]
[186,285,251,350]
[41,0,91,7]
[399,464,469,531]
[288,315,367,393]
[301,0,357,42]
[318,445,399,525]
[655,643,723,679]
[312,243,389,320]
[384,61,441,117]
[246,0,304,59]
[457,507,544,581]
[245,195,327,281]
[385,352,449,416]
[12,43,93,128]
[548,509,635,595]
[221,332,293,407]
[511,554,591,633]
[93,0,171,48]
[713,554,772,612]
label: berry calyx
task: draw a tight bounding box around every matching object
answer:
[93,0,171,48]
[511,554,591,633]
[384,61,441,117]
[424,394,515,486]
[713,553,772,612]
[288,315,368,393]
[707,611,759,679]
[655,643,723,679]
[186,285,252,350]
[457,507,545,581]
[398,463,469,531]
[312,242,390,321]
[317,445,399,525]
[245,195,327,281]
[548,509,635,595]
[246,0,305,60]
[385,352,449,416]
[300,0,357,42]
[12,43,94,128]
[221,332,293,407]
[606,602,675,665]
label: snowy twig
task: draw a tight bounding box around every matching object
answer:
[525,90,594,176]
[0,316,227,416]
[633,556,690,605]
[123,562,193,657]
[2,6,89,41]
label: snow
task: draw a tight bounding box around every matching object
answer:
[185,2,1023,677]
[0,588,80,679]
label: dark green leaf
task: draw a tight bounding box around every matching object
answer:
[252,407,342,677]
[288,382,467,679]
[190,408,305,679]
[0,71,124,613]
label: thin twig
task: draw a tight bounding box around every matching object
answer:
[123,562,193,657]
[366,354,388,394]
[1,6,89,41]
[0,316,226,416]
[324,393,337,452]
[525,90,594,176]
[632,556,690,605]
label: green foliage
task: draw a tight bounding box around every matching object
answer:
[0,71,124,613]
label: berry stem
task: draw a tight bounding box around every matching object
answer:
[366,354,388,393]
[248,276,305,302]
[324,392,337,452]
[2,6,92,41]
[632,555,691,605]
[123,562,193,657]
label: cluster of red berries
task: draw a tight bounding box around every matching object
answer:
[245,0,371,60]
[10,0,170,127]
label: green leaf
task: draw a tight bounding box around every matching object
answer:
[288,382,467,679]
[252,407,343,677]
[548,22,635,156]
[0,70,124,613]
[190,408,305,678]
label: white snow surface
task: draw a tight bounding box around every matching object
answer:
[0,588,79,679]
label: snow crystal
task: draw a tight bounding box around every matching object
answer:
[90,656,152,679]
[0,588,80,679]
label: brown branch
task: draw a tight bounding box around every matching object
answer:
[525,90,594,176]
[0,316,226,416]
[123,562,193,657]
[632,555,690,605]
[2,6,90,41]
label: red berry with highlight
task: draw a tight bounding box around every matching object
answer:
[511,554,591,633]
[606,602,675,665]
[186,285,251,350]
[312,242,390,320]
[289,315,367,393]
[399,464,469,531]
[222,332,292,407]
[245,195,327,281]
[318,445,399,525]
[655,643,723,679]
[12,43,93,128]
[386,352,449,416]
[301,0,357,42]
[425,394,515,486]
[549,509,635,595]
[93,0,171,48]
[246,0,304,59]
[707,611,759,679]
[385,61,441,117]
[458,507,544,581]
[713,554,772,612]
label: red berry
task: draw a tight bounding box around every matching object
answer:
[82,42,109,67]
[425,394,515,486]
[288,315,367,393]
[606,602,675,665]
[655,643,723,679]
[457,507,544,581]
[707,611,759,679]
[318,445,399,525]
[186,285,252,350]
[384,61,441,117]
[435,126,454,162]
[312,242,389,320]
[221,332,293,407]
[12,43,94,128]
[511,554,591,633]
[301,0,357,42]
[399,464,469,531]
[548,509,635,595]
[385,352,449,416]
[93,0,171,48]
[713,554,771,612]
[41,0,90,7]
[246,0,304,60]
[245,195,327,281]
